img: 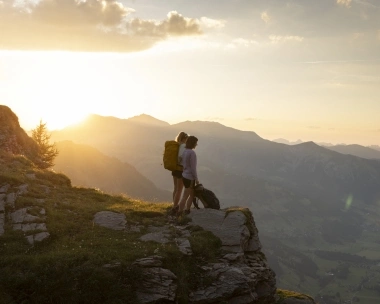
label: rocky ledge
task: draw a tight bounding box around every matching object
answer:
[95,207,277,304]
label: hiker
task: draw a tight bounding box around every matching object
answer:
[171,131,188,214]
[177,135,199,216]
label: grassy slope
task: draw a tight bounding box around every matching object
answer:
[0,151,226,303]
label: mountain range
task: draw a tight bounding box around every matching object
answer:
[273,138,380,160]
[52,114,380,206]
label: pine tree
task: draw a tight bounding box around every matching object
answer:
[31,120,59,169]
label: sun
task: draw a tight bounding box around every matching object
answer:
[4,51,158,131]
[41,108,90,131]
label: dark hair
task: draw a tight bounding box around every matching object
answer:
[175,131,188,143]
[186,136,198,149]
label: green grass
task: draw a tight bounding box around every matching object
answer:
[276,289,315,303]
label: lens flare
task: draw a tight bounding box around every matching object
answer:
[345,195,353,210]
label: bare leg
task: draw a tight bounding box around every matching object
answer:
[173,178,184,207]
[178,187,191,213]
[185,188,195,211]
[172,176,177,202]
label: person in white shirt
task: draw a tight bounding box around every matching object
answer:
[171,131,188,215]
[177,135,199,216]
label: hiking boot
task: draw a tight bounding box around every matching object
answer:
[176,209,190,218]
[170,205,179,216]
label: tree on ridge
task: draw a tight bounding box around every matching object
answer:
[31,120,59,169]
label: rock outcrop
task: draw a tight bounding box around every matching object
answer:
[94,208,277,303]
[0,181,50,244]
[0,105,38,159]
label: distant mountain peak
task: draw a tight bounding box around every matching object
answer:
[298,141,318,146]
[127,114,170,127]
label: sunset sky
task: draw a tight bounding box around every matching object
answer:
[1,0,380,145]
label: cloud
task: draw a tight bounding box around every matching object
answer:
[229,38,258,48]
[126,11,201,37]
[0,1,203,52]
[307,126,320,129]
[337,0,352,8]
[200,17,225,29]
[245,118,256,121]
[261,11,271,24]
[269,35,304,44]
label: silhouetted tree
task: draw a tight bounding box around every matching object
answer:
[31,120,59,169]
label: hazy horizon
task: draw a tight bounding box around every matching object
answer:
[1,0,379,146]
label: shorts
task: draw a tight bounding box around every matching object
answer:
[182,177,195,189]
[171,170,183,178]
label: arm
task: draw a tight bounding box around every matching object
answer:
[178,144,186,164]
[190,151,199,183]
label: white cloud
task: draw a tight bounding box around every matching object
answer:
[337,0,352,8]
[261,11,271,24]
[200,17,225,29]
[126,11,201,37]
[0,1,204,52]
[226,38,258,49]
[269,35,304,44]
[233,38,258,46]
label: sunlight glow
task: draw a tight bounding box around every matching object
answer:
[1,51,153,130]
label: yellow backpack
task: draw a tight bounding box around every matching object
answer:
[163,140,183,171]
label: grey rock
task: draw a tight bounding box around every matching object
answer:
[36,199,45,204]
[188,209,259,253]
[0,184,10,193]
[26,235,34,245]
[190,265,257,304]
[134,256,163,268]
[26,232,50,245]
[0,197,5,212]
[176,237,192,255]
[93,211,126,231]
[133,255,177,303]
[184,209,276,303]
[0,213,4,236]
[6,193,16,207]
[18,184,28,195]
[34,232,50,242]
[129,225,142,232]
[135,267,177,304]
[140,231,170,244]
[10,208,41,223]
[13,223,47,232]
[222,253,245,262]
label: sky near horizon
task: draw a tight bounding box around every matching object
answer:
[0,0,380,146]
